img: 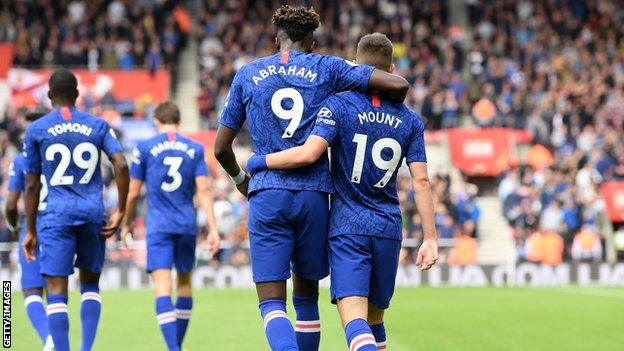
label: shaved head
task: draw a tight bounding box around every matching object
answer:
[48,68,79,106]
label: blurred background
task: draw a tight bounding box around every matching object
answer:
[1,0,624,289]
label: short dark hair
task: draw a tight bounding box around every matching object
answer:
[48,68,79,103]
[356,33,394,70]
[272,5,320,42]
[154,101,180,125]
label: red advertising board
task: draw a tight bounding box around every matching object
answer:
[8,68,169,109]
[0,43,14,78]
[600,182,624,222]
[447,128,516,176]
[184,130,219,169]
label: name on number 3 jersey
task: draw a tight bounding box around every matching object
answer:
[24,107,123,227]
[219,50,374,194]
[130,132,208,235]
[312,91,427,240]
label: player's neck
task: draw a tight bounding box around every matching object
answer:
[157,125,178,134]
[279,41,307,53]
[52,102,75,108]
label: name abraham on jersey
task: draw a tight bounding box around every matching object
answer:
[149,140,196,159]
[252,65,318,86]
[47,122,93,137]
[358,110,403,129]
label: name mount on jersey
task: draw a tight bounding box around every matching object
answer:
[357,111,403,129]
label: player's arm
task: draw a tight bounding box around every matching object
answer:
[409,162,438,270]
[5,190,20,241]
[246,99,340,175]
[101,153,130,238]
[406,119,438,270]
[22,126,41,261]
[120,179,143,244]
[23,173,41,261]
[214,70,250,196]
[121,145,146,244]
[5,159,24,241]
[195,176,220,255]
[330,57,408,103]
[247,136,329,175]
[368,69,409,103]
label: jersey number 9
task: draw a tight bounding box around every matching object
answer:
[271,88,304,138]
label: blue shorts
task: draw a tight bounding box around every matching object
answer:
[329,234,401,309]
[38,223,106,277]
[248,189,329,283]
[18,227,45,290]
[146,233,196,273]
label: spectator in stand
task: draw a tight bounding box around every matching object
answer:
[571,226,603,262]
[1,1,181,71]
[447,230,478,266]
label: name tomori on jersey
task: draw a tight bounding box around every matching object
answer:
[358,111,403,129]
[252,65,318,85]
[149,141,196,159]
[47,122,93,137]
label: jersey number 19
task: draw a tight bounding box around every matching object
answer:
[351,134,402,188]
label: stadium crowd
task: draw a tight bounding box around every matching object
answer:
[483,0,624,264]
[2,0,183,71]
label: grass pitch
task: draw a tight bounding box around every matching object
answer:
[10,287,624,350]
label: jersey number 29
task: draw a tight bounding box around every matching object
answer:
[351,134,402,188]
[46,142,98,186]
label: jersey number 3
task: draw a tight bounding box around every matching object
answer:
[46,142,98,186]
[271,88,303,138]
[351,134,402,188]
[161,156,183,192]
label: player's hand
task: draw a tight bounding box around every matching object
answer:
[207,229,220,256]
[22,231,37,262]
[120,224,133,248]
[101,211,124,238]
[416,238,438,271]
[236,173,251,197]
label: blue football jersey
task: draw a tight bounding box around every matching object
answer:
[23,107,123,227]
[130,132,209,235]
[312,91,427,240]
[8,153,26,194]
[7,153,47,236]
[220,50,374,194]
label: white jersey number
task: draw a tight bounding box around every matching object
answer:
[45,142,99,186]
[271,88,304,138]
[161,156,183,192]
[38,175,48,211]
[351,134,402,188]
